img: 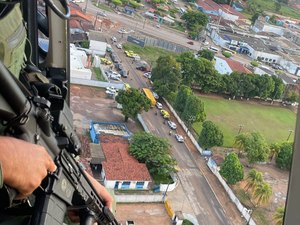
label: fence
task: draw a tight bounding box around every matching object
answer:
[116,194,164,203]
[163,98,203,155]
[207,158,256,225]
[144,36,190,53]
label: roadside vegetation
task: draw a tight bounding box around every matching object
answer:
[244,0,300,20]
[122,43,177,66]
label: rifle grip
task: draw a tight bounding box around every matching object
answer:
[30,193,67,225]
[0,185,17,208]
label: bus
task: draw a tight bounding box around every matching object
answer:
[142,88,156,107]
[222,47,237,55]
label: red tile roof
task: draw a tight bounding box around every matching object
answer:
[196,0,222,11]
[221,4,246,20]
[221,57,251,74]
[100,135,151,181]
[71,8,91,22]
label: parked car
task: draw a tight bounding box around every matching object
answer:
[175,134,184,143]
[100,58,112,65]
[167,120,177,130]
[187,41,194,45]
[111,53,121,63]
[119,69,128,78]
[156,102,162,109]
[143,72,152,79]
[118,28,127,34]
[97,11,107,17]
[106,86,117,93]
[152,91,159,99]
[116,43,122,49]
[156,24,160,28]
[160,109,170,119]
[111,36,117,42]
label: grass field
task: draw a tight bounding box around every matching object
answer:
[123,43,178,66]
[244,0,300,20]
[193,95,296,147]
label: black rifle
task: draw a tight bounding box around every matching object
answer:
[0,61,119,225]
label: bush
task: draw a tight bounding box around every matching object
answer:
[250,60,259,67]
[222,51,232,58]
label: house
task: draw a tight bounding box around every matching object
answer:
[70,44,92,79]
[89,40,107,57]
[254,66,276,76]
[100,135,152,190]
[252,16,285,36]
[195,0,221,16]
[214,56,251,75]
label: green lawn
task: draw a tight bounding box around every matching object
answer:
[193,96,296,147]
[244,0,300,20]
[123,43,178,67]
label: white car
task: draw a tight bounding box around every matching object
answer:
[118,28,127,34]
[175,134,184,143]
[156,102,162,109]
[156,24,160,28]
[106,86,117,93]
[152,91,159,99]
[97,11,107,17]
[116,43,122,49]
[111,36,117,42]
[144,72,151,79]
[109,75,121,81]
[167,120,177,130]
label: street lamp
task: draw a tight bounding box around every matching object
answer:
[287,129,293,141]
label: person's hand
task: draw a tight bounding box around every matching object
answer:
[84,172,113,211]
[0,136,56,199]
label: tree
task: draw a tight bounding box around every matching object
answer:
[254,181,272,206]
[112,0,122,7]
[181,11,208,36]
[220,153,244,185]
[245,169,263,192]
[274,1,281,12]
[269,142,281,162]
[129,132,176,177]
[198,121,224,148]
[284,90,299,103]
[270,76,284,100]
[251,12,261,25]
[273,207,285,225]
[234,132,270,164]
[115,89,151,122]
[151,55,181,100]
[177,52,199,85]
[174,85,192,115]
[181,95,206,128]
[276,142,293,170]
[198,49,215,61]
[254,74,275,99]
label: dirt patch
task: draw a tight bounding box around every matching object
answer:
[212,147,288,225]
[116,203,171,225]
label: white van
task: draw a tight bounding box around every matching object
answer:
[209,46,219,53]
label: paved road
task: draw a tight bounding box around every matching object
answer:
[82,1,203,51]
[82,2,232,224]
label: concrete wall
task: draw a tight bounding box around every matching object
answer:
[163,98,203,155]
[207,159,256,225]
[70,77,124,89]
[116,194,164,203]
[105,180,150,190]
[210,30,228,47]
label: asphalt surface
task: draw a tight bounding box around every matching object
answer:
[79,2,233,224]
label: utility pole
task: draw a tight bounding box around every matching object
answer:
[84,0,89,13]
[238,124,244,134]
[287,129,293,141]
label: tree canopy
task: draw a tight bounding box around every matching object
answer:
[220,153,244,185]
[151,55,181,100]
[174,85,193,115]
[129,132,176,177]
[254,181,272,206]
[115,89,151,121]
[181,11,208,39]
[276,142,293,170]
[235,132,270,164]
[245,169,263,191]
[181,95,206,128]
[198,121,224,148]
[198,49,215,61]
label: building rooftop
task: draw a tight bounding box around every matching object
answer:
[196,0,222,11]
[218,30,279,54]
[220,57,251,74]
[101,135,152,181]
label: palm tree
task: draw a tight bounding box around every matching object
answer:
[254,181,272,206]
[245,169,263,192]
[234,134,247,150]
[269,143,281,162]
[273,207,285,225]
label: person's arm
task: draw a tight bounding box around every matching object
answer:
[0,136,56,199]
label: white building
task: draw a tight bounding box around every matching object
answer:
[70,44,92,79]
[252,17,285,36]
[89,40,107,57]
[100,135,152,190]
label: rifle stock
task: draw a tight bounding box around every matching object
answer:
[0,62,119,225]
